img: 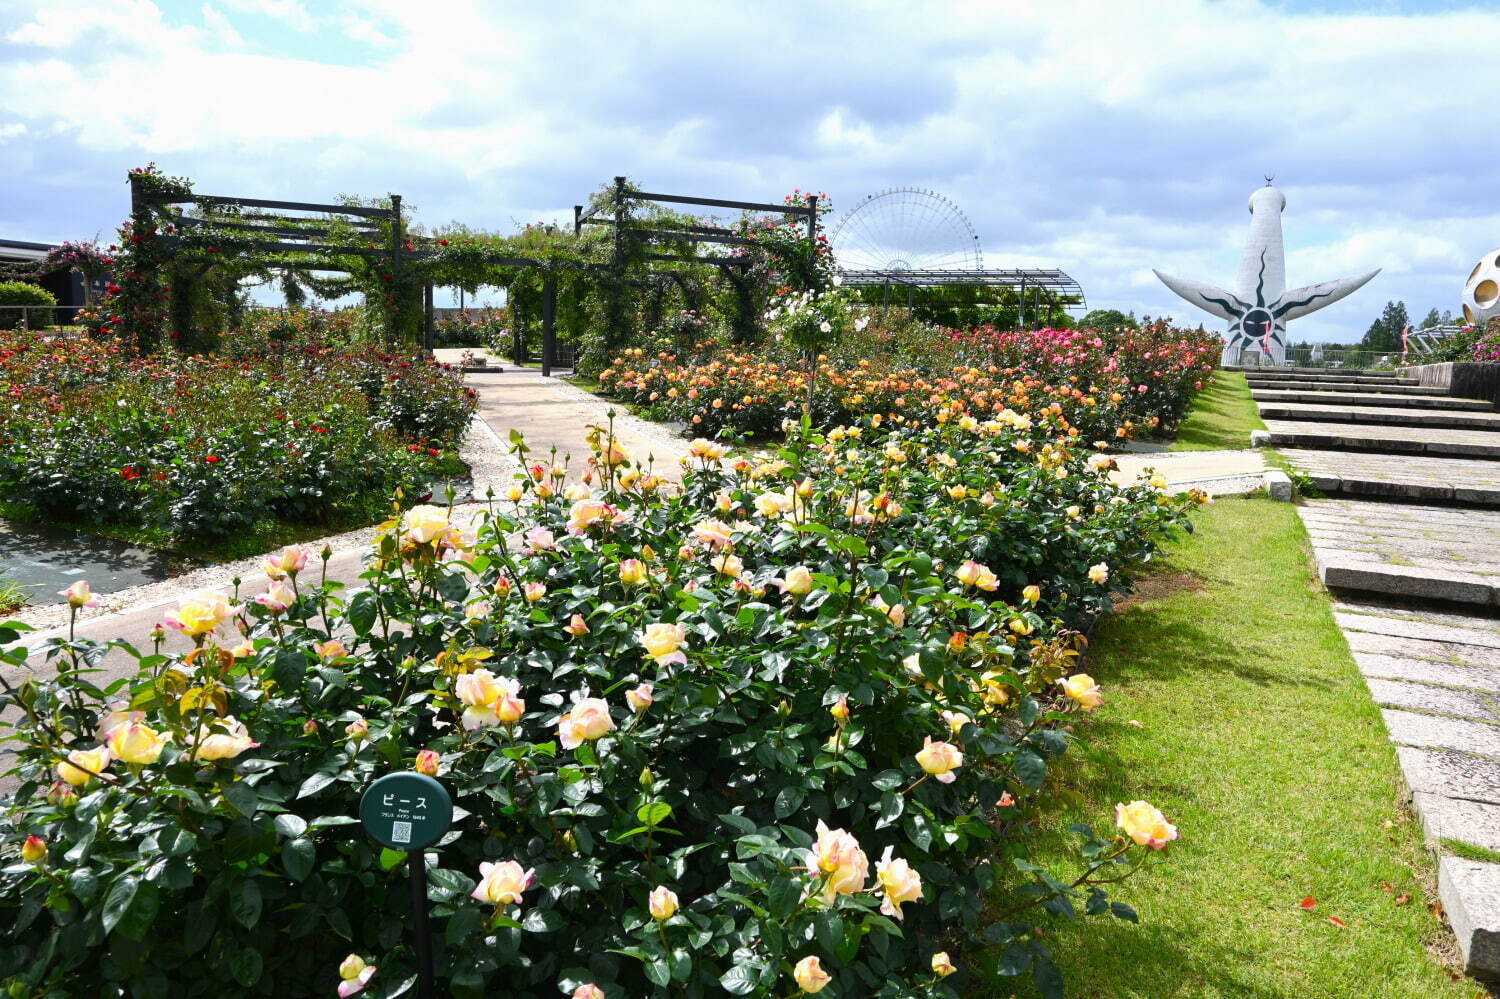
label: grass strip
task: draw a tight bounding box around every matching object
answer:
[1170,370,1265,451]
[979,497,1472,999]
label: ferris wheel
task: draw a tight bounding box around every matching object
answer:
[828,188,984,273]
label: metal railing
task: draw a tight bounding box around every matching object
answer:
[1226,346,1405,370]
[0,305,93,330]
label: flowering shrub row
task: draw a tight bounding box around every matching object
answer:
[600,320,1218,441]
[0,329,476,542]
[1,409,1200,997]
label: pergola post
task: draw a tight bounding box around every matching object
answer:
[541,277,557,377]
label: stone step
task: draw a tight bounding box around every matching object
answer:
[1237,369,1416,384]
[1256,421,1500,459]
[1301,500,1500,606]
[1328,599,1500,978]
[1256,402,1500,431]
[1281,449,1500,506]
[1228,365,1413,378]
[1246,379,1451,396]
[1251,389,1492,411]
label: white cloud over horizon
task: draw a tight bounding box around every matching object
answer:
[0,0,1492,340]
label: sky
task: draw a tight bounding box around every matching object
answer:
[0,0,1493,342]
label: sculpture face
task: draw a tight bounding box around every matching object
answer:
[1241,308,1275,344]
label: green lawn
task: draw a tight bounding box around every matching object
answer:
[979,498,1475,999]
[1170,370,1265,451]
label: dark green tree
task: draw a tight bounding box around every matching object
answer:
[1360,300,1409,352]
[1078,308,1139,333]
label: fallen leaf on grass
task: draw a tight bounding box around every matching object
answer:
[1299,897,1317,910]
[1126,719,1144,728]
[1327,916,1347,929]
[1395,893,1411,905]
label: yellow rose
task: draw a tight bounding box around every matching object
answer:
[619,559,648,585]
[402,504,450,544]
[953,560,998,591]
[192,716,258,761]
[639,622,688,665]
[1115,800,1179,849]
[471,860,535,905]
[1088,562,1110,585]
[778,566,814,596]
[804,820,869,902]
[56,745,107,787]
[793,956,832,994]
[1061,673,1103,711]
[875,845,924,920]
[108,721,168,765]
[1022,584,1041,603]
[648,885,679,920]
[21,835,47,865]
[558,698,614,750]
[165,590,231,637]
[915,736,963,783]
[931,952,957,978]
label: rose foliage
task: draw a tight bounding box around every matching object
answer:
[1,410,1198,997]
[0,327,476,542]
[601,319,1219,441]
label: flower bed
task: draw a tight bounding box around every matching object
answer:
[599,321,1219,442]
[0,411,1203,997]
[0,329,476,546]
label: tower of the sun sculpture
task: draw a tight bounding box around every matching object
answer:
[1154,180,1380,365]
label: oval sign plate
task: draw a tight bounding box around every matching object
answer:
[359,772,454,850]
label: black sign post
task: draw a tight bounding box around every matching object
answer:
[359,772,454,999]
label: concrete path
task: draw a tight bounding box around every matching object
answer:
[1240,364,1500,976]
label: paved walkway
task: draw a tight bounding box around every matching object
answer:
[1243,365,1500,975]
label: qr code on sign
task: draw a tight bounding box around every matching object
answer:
[391,821,412,845]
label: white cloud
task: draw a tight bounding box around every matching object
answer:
[0,0,1494,336]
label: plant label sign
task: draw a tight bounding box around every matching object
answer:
[359,772,453,850]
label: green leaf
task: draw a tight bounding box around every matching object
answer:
[283,838,315,882]
[273,814,308,839]
[814,911,844,957]
[719,964,762,996]
[773,786,805,819]
[767,876,802,920]
[1111,901,1139,923]
[348,590,378,636]
[231,879,262,929]
[272,648,307,692]
[876,790,904,828]
[522,907,565,933]
[636,802,672,827]
[427,868,473,898]
[645,958,671,987]
[1013,749,1047,790]
[228,946,263,987]
[298,772,337,798]
[115,879,158,941]
[221,780,258,818]
[100,875,138,935]
[445,905,481,946]
[380,847,408,871]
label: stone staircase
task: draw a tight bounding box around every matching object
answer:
[1238,365,1500,977]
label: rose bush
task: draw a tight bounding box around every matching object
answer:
[600,319,1217,442]
[1,407,1197,997]
[0,327,475,544]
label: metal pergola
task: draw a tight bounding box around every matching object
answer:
[837,267,1086,325]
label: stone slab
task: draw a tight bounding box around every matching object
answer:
[1247,379,1451,396]
[1337,611,1500,651]
[1415,793,1500,852]
[1257,402,1500,431]
[1279,449,1500,507]
[1264,469,1293,501]
[1439,857,1500,979]
[1237,369,1415,383]
[1357,652,1500,690]
[1398,747,1500,803]
[1317,556,1497,606]
[1382,709,1500,755]
[1262,420,1500,458]
[1251,389,1492,410]
[1367,680,1500,722]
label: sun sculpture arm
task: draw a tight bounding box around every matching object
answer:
[1151,270,1248,321]
[1272,270,1381,321]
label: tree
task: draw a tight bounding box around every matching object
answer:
[1078,309,1139,333]
[1359,300,1409,353]
[1419,307,1454,329]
